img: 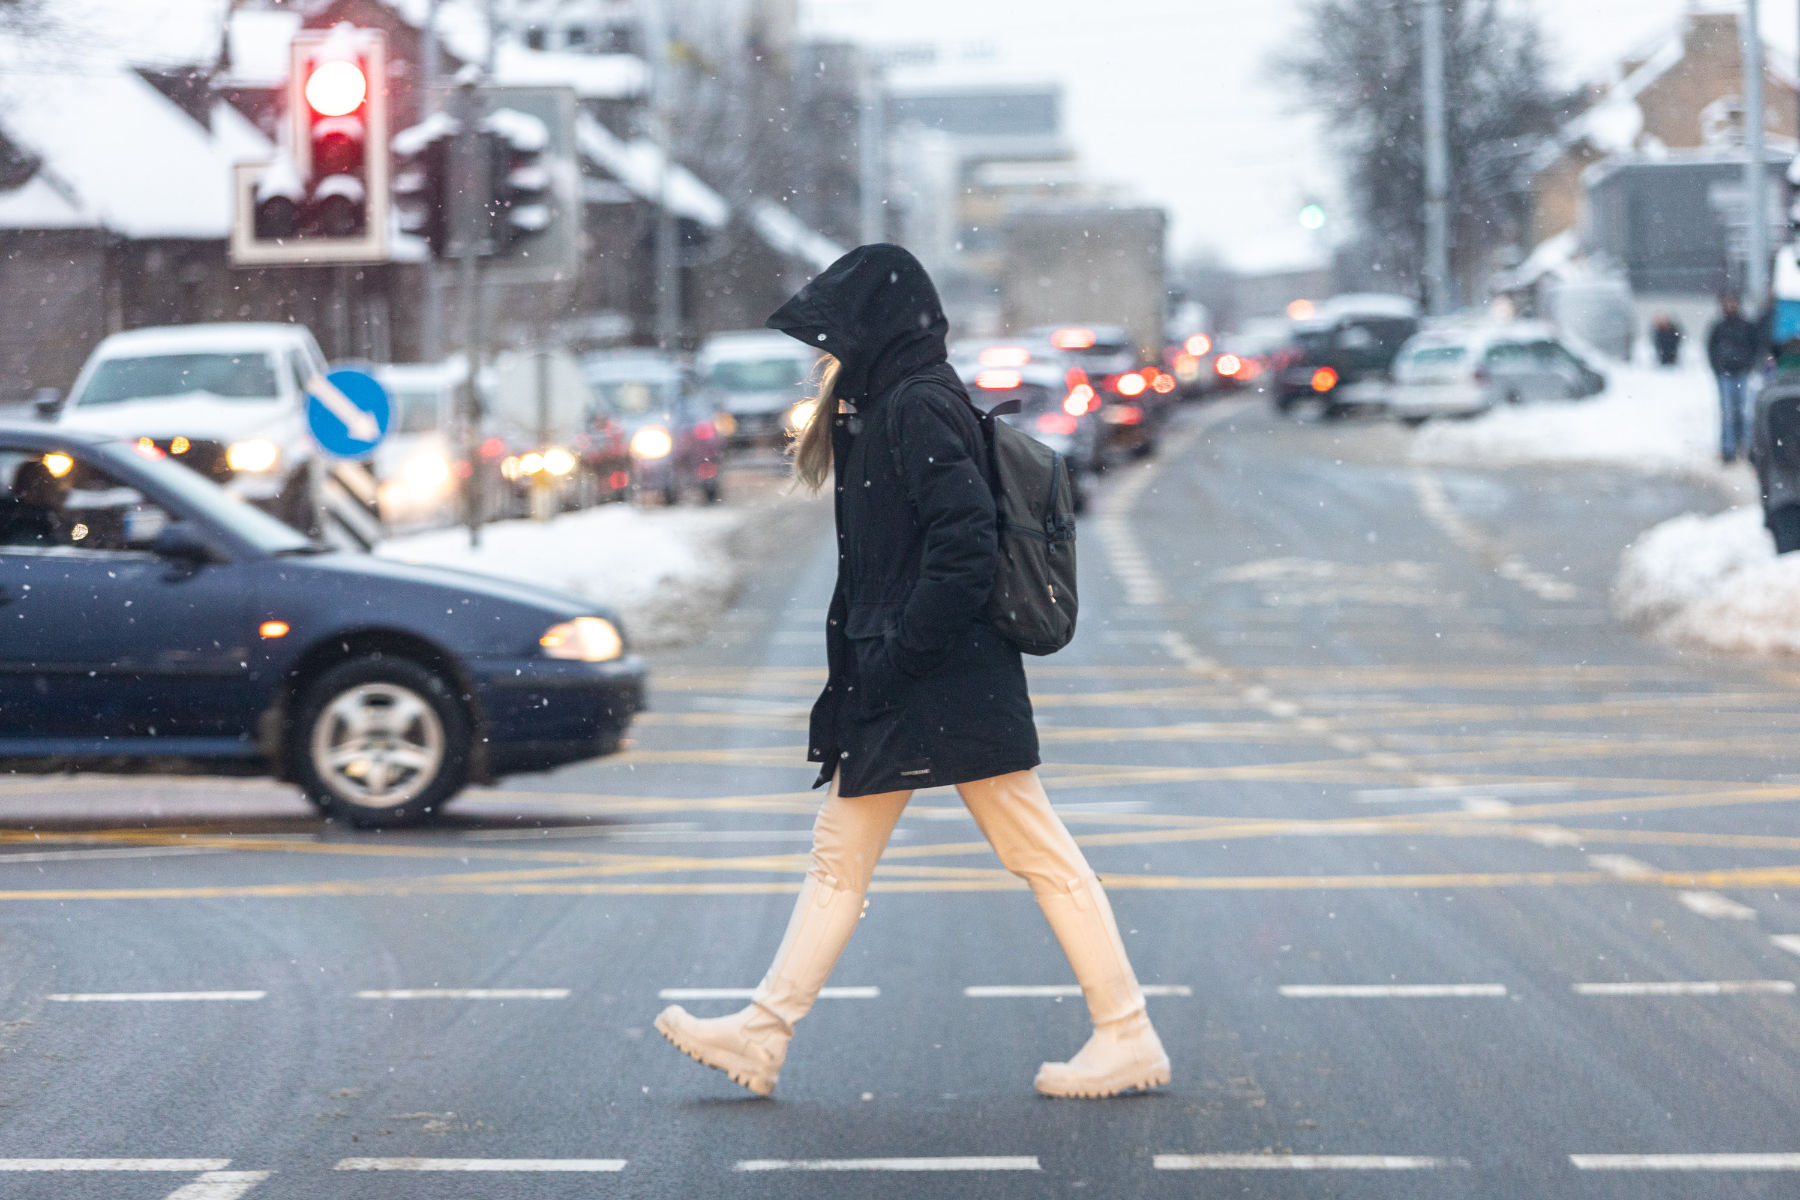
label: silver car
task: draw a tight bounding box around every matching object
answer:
[1384,323,1606,424]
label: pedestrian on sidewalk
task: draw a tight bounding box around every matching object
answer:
[1707,293,1762,461]
[654,244,1170,1101]
[1650,312,1682,367]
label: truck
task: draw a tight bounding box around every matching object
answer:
[998,205,1169,363]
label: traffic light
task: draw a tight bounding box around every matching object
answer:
[483,108,552,257]
[391,114,454,256]
[232,23,389,265]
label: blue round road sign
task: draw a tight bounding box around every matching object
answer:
[307,368,391,459]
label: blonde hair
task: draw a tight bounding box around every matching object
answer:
[788,354,841,492]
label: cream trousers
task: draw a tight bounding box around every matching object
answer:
[810,768,1093,899]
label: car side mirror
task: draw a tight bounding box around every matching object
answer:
[31,388,61,420]
[151,521,222,564]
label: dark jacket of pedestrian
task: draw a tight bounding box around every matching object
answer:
[767,244,1039,798]
[1708,312,1762,375]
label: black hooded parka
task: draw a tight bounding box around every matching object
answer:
[767,244,1040,797]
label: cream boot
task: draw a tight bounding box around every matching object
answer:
[655,873,865,1097]
[1031,873,1171,1098]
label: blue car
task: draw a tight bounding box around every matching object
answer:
[0,423,646,827]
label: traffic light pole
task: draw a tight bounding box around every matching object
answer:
[453,75,487,549]
[420,0,446,360]
[1743,0,1770,309]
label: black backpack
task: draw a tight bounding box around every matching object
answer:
[971,396,1079,655]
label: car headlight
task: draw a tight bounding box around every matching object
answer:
[403,452,451,492]
[543,446,577,476]
[787,400,817,431]
[226,439,280,473]
[631,427,673,459]
[539,617,624,662]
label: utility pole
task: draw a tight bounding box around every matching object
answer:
[858,54,885,245]
[1420,0,1452,317]
[1743,0,1770,308]
[420,0,445,360]
[643,0,682,351]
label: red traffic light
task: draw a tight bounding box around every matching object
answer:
[305,59,366,117]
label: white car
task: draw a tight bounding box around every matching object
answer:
[57,323,332,533]
[1384,323,1607,424]
[372,359,464,529]
[697,330,820,449]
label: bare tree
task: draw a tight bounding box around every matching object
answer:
[1288,0,1572,295]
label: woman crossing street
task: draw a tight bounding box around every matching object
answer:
[654,244,1170,1100]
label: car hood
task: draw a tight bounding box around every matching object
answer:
[304,549,600,619]
[60,395,293,442]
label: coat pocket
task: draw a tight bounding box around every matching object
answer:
[846,602,904,715]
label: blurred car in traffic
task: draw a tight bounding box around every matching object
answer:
[1273,295,1420,417]
[0,423,645,827]
[1208,320,1292,395]
[54,323,332,535]
[371,359,463,529]
[582,350,726,504]
[698,330,819,450]
[1026,325,1173,459]
[1382,323,1607,424]
[1164,331,1215,399]
[956,350,1100,512]
[485,348,629,517]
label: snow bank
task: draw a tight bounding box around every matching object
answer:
[379,503,746,649]
[1611,506,1800,656]
[1411,363,1717,475]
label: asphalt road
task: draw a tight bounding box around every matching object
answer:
[5,398,1800,1198]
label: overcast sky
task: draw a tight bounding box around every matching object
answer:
[801,0,1800,271]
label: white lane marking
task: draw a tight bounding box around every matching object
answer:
[0,1160,232,1171]
[658,986,877,1001]
[161,1171,272,1200]
[1525,826,1584,847]
[335,1158,625,1172]
[1156,630,1217,672]
[1353,782,1571,803]
[1572,1154,1800,1171]
[0,847,225,865]
[1154,1154,1464,1170]
[735,1157,1039,1172]
[964,985,1193,998]
[1279,984,1507,999]
[47,992,265,1003]
[1574,981,1796,997]
[1772,935,1800,958]
[1677,891,1758,921]
[1587,854,1658,879]
[1459,796,1513,816]
[1413,470,1578,601]
[355,989,569,1000]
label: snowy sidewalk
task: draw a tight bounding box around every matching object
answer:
[1614,506,1800,656]
[1410,361,1726,477]
[378,501,755,649]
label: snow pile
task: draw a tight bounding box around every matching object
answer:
[1612,506,1800,655]
[1411,363,1717,474]
[379,503,746,649]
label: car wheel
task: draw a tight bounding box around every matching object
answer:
[703,476,724,504]
[1401,415,1429,428]
[663,483,681,506]
[1504,390,1522,405]
[291,658,470,828]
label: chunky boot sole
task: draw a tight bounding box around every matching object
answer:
[654,1008,779,1097]
[1034,1053,1172,1099]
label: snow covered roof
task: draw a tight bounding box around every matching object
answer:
[748,200,846,273]
[0,173,88,230]
[0,54,273,237]
[574,113,728,228]
[223,8,303,87]
[493,44,647,99]
[37,0,231,71]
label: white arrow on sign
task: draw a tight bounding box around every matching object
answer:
[309,374,380,443]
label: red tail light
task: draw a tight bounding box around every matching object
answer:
[694,420,716,440]
[609,470,630,489]
[1152,372,1176,394]
[976,368,1023,390]
[1114,372,1147,397]
[479,437,507,459]
[1311,367,1339,392]
[1065,366,1090,391]
[1035,412,1079,436]
[1216,353,1242,377]
[1064,383,1097,415]
[1114,404,1143,425]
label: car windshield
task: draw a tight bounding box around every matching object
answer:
[74,352,281,406]
[592,380,676,416]
[706,358,810,392]
[1401,344,1468,369]
[94,440,312,554]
